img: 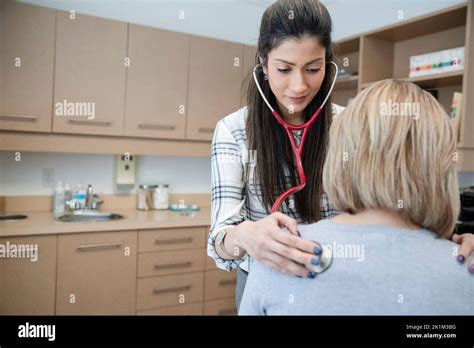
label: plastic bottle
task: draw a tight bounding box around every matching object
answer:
[74,183,86,209]
[53,181,65,214]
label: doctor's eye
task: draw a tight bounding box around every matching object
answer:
[277,68,290,73]
[307,68,321,73]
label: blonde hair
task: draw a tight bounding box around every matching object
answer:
[323,79,459,237]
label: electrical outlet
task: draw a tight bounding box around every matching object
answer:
[42,168,55,188]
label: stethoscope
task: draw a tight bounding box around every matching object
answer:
[252,60,339,273]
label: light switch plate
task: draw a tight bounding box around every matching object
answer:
[114,154,136,186]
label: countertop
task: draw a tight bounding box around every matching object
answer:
[0,208,211,237]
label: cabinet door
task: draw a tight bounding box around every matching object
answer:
[53,12,127,136]
[125,25,189,139]
[186,37,242,141]
[0,2,55,132]
[0,235,57,315]
[56,231,137,315]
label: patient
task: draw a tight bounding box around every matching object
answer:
[239,79,473,315]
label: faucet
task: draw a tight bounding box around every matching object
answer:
[85,184,104,210]
[65,184,103,212]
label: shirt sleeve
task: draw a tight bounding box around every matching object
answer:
[207,118,247,272]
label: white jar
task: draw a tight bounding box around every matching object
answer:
[153,184,169,210]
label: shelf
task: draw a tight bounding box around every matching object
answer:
[400,70,463,88]
[365,4,467,42]
[361,70,463,90]
[335,75,358,90]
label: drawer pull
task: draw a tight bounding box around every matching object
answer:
[155,237,193,245]
[68,119,112,126]
[154,261,192,270]
[218,308,237,315]
[198,127,214,134]
[138,123,176,131]
[76,242,122,251]
[0,114,37,122]
[219,279,237,286]
[153,285,191,294]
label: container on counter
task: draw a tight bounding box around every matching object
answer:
[153,184,169,210]
[137,184,156,210]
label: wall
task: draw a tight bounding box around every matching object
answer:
[0,151,211,196]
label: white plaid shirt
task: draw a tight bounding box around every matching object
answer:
[208,104,345,272]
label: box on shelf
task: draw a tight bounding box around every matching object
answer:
[409,47,464,78]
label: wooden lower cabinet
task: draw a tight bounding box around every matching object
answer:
[56,230,137,315]
[0,235,57,315]
[136,272,204,311]
[204,298,237,316]
[137,302,203,315]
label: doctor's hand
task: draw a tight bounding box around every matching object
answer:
[234,212,322,278]
[452,233,474,273]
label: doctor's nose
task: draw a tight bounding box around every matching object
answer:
[289,73,309,94]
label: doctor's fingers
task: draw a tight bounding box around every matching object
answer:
[261,246,311,277]
[267,237,320,270]
[453,233,474,273]
[270,228,323,257]
[269,212,298,236]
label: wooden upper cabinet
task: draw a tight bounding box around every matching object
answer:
[186,37,243,141]
[0,2,55,132]
[53,12,127,136]
[125,25,189,140]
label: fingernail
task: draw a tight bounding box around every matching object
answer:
[311,257,320,265]
[314,246,322,255]
[457,255,465,264]
[469,264,474,274]
[307,272,316,279]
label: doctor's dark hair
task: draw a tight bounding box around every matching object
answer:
[244,0,335,223]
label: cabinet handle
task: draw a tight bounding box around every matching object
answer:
[153,285,191,294]
[0,114,37,122]
[68,119,112,126]
[155,237,193,245]
[76,242,122,251]
[154,261,193,270]
[138,123,176,131]
[198,127,214,134]
[219,279,237,286]
[218,308,237,315]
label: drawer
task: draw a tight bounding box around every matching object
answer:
[139,227,205,252]
[138,248,205,277]
[204,269,237,301]
[137,302,203,315]
[206,254,218,270]
[137,272,204,311]
[204,298,237,316]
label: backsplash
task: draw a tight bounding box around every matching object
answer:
[0,151,211,196]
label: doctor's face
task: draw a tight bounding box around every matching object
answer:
[263,36,326,123]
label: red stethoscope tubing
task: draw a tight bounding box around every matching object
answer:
[252,61,339,213]
[270,107,323,212]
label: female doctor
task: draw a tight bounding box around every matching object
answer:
[208,0,474,310]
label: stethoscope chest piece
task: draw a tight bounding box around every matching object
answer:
[309,243,332,274]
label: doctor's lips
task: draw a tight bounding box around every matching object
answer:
[288,95,308,104]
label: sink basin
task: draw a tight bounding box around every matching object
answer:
[0,214,28,221]
[55,211,125,223]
